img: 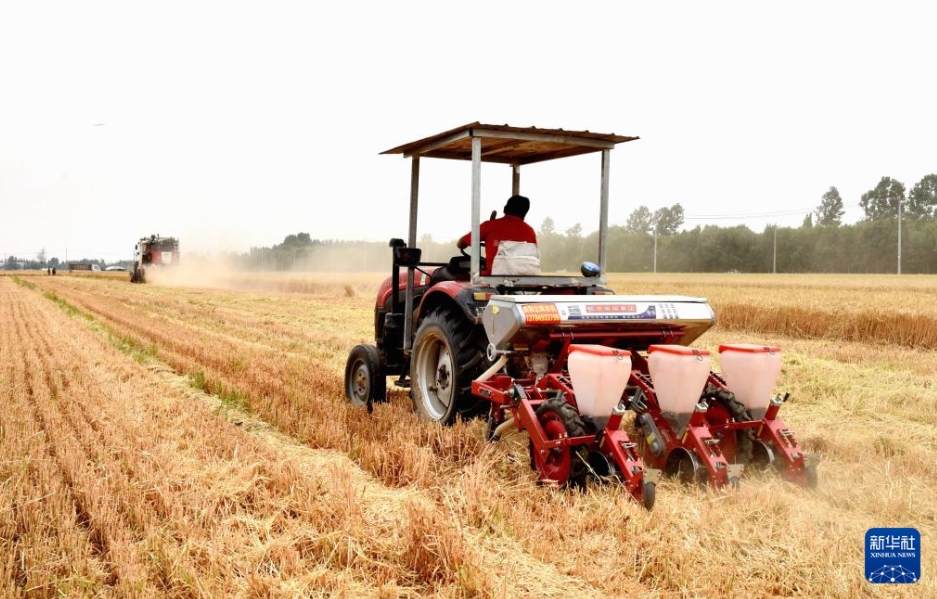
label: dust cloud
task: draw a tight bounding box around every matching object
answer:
[137,237,465,294]
[142,254,389,296]
[142,260,240,290]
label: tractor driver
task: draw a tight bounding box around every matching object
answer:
[457,194,538,275]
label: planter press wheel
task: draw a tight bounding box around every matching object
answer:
[779,461,820,489]
[584,450,656,510]
[665,446,705,485]
[642,481,656,510]
[748,439,776,472]
[805,464,819,489]
[528,396,588,489]
[704,388,755,465]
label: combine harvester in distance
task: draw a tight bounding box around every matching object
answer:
[130,234,180,283]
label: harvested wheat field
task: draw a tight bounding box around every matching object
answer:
[1,270,934,598]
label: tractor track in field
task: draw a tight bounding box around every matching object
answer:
[3,283,119,590]
[6,277,643,597]
[39,280,318,414]
[11,280,208,589]
[153,374,620,598]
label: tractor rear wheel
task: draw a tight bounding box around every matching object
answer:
[410,309,489,424]
[345,344,386,407]
[529,396,588,489]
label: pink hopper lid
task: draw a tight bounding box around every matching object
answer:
[718,344,781,354]
[569,345,631,357]
[648,345,711,357]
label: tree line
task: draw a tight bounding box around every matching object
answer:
[7,174,934,274]
[564,172,937,274]
[218,182,936,275]
[2,254,111,271]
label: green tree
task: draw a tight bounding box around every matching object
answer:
[813,225,848,272]
[282,232,313,247]
[653,204,685,235]
[537,218,566,272]
[626,206,654,232]
[539,217,555,235]
[604,226,632,271]
[816,186,845,226]
[908,174,937,219]
[787,224,817,270]
[802,213,813,228]
[860,176,905,220]
[696,225,760,272]
[902,219,937,273]
[558,223,584,270]
[850,220,897,272]
[666,226,703,272]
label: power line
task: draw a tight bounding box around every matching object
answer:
[685,201,864,221]
[684,209,809,220]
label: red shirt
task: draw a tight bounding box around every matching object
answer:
[458,215,537,274]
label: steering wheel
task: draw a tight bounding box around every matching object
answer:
[460,211,496,260]
[460,241,485,260]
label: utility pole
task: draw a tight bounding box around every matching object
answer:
[653,228,658,273]
[773,225,777,274]
[651,216,658,274]
[897,197,903,274]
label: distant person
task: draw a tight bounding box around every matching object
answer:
[52,267,56,275]
[457,194,538,275]
[47,267,51,275]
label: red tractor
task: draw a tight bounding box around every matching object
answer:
[345,123,815,508]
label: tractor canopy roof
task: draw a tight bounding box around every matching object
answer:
[381,122,639,165]
[381,122,639,284]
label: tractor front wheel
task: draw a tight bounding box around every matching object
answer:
[345,344,386,407]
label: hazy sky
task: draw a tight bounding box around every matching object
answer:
[1,1,934,262]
